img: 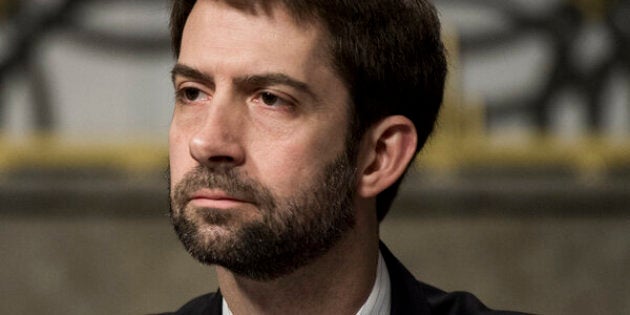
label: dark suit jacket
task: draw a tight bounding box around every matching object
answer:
[161,242,531,314]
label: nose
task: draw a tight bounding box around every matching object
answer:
[189,97,245,168]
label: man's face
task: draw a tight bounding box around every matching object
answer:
[168,0,356,280]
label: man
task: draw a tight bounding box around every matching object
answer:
[163,0,528,314]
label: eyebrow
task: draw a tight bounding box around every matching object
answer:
[171,63,214,87]
[235,73,319,102]
[171,63,319,102]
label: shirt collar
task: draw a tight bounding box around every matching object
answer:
[222,250,391,315]
[357,250,391,315]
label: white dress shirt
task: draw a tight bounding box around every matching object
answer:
[222,251,391,315]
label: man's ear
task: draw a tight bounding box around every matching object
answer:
[356,115,417,198]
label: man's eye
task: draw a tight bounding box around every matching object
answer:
[256,92,294,109]
[177,87,209,103]
[184,88,200,100]
[261,92,280,106]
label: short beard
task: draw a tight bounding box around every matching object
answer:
[169,152,357,281]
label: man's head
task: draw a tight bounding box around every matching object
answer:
[170,0,447,221]
[168,0,446,280]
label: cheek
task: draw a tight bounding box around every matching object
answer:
[168,125,192,187]
[250,131,345,197]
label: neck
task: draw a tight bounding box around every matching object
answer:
[217,206,379,315]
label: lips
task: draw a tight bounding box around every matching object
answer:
[188,189,251,209]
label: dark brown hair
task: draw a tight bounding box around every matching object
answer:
[170,0,447,221]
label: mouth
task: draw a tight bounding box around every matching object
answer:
[188,189,252,209]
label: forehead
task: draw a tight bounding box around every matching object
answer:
[181,0,331,73]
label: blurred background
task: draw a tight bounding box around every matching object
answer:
[1,0,629,314]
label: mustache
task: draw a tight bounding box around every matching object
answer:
[171,166,276,209]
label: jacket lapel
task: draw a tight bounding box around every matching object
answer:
[380,241,433,315]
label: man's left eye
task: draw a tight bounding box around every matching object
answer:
[260,92,282,106]
[252,91,296,110]
[254,92,296,109]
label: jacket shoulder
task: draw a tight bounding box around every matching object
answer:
[154,292,222,315]
[421,282,533,315]
[380,241,533,315]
